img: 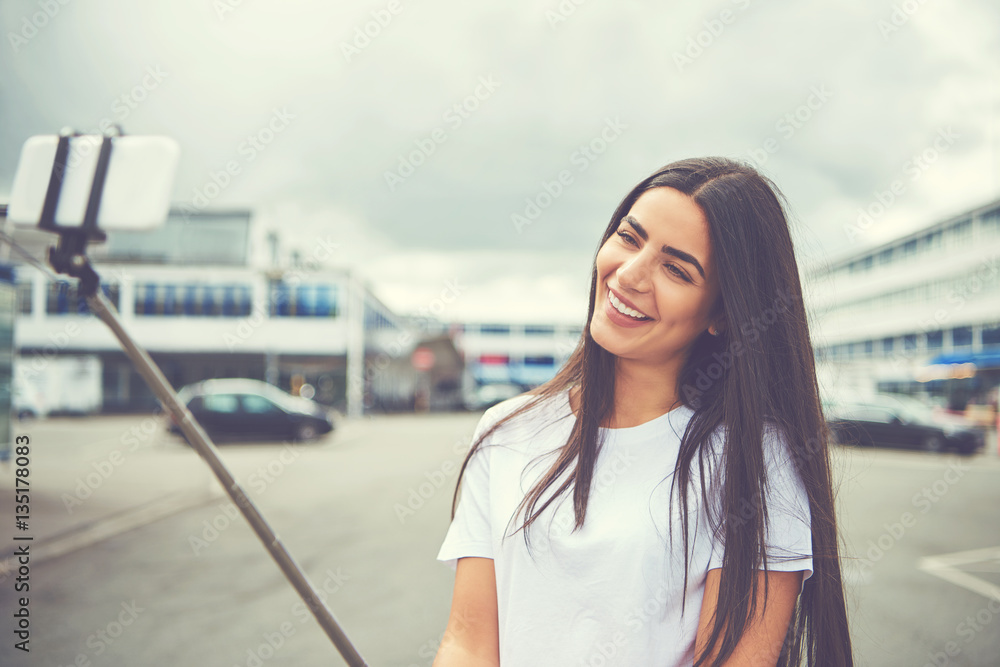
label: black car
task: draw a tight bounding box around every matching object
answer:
[826,393,983,454]
[169,379,335,443]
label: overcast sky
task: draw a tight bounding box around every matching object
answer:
[2,0,998,324]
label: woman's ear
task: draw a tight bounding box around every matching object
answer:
[708,300,726,337]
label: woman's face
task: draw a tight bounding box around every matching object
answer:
[590,186,721,367]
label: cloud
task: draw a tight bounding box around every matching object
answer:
[1,0,997,322]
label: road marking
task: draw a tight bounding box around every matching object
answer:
[919,546,1000,602]
[0,485,224,573]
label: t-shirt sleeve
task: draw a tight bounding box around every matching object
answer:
[707,424,814,590]
[435,410,497,571]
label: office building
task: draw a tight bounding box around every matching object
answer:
[807,196,1000,409]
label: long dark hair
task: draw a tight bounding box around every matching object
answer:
[449,157,853,665]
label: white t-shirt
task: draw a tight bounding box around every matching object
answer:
[436,387,813,666]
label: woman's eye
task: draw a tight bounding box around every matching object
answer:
[665,264,691,282]
[616,229,637,245]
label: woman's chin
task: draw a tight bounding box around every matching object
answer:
[590,319,631,355]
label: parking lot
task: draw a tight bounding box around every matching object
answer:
[0,413,998,666]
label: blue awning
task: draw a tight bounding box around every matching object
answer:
[927,351,1000,369]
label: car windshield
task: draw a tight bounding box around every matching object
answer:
[871,394,936,425]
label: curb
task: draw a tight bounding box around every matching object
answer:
[0,484,224,577]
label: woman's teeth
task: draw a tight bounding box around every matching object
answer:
[609,290,650,320]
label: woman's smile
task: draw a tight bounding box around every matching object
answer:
[604,287,653,327]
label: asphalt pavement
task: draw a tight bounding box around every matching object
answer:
[0,413,998,666]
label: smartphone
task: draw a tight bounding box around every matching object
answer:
[6,134,180,232]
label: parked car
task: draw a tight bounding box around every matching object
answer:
[464,382,526,411]
[826,393,983,454]
[13,385,47,420]
[169,379,335,443]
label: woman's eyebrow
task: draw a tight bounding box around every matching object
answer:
[623,215,706,279]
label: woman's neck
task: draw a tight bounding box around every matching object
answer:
[569,358,683,428]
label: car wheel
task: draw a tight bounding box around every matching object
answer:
[920,435,946,453]
[295,423,318,442]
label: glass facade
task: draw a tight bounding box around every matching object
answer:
[820,206,1000,281]
[134,283,255,317]
[46,281,121,315]
[96,210,251,266]
[271,283,337,318]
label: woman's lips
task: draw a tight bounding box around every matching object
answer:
[608,287,650,318]
[604,288,652,328]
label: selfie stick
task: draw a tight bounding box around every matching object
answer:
[30,129,369,667]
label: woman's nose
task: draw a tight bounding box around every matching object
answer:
[617,254,651,292]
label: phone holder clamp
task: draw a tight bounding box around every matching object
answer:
[38,126,122,297]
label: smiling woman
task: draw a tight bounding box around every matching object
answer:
[433,158,854,666]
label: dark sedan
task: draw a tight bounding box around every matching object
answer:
[826,393,983,454]
[169,379,335,443]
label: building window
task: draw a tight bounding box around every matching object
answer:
[524,325,554,336]
[229,286,252,317]
[903,334,917,351]
[480,324,511,335]
[163,285,179,315]
[140,283,158,315]
[183,285,199,315]
[524,355,555,366]
[294,285,314,316]
[15,282,32,315]
[946,218,972,246]
[47,281,119,315]
[271,283,290,316]
[881,337,895,355]
[921,230,943,252]
[981,208,1000,237]
[202,286,221,316]
[314,285,333,317]
[952,326,973,348]
[901,239,918,259]
[982,325,1000,348]
[141,283,250,317]
[859,255,873,271]
[136,283,248,317]
[271,283,338,318]
[863,340,874,357]
[926,330,943,350]
[47,281,72,314]
[877,248,893,265]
